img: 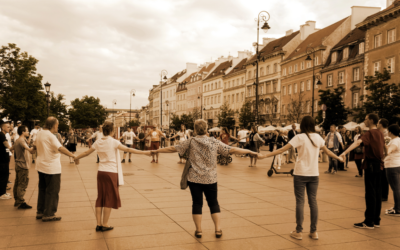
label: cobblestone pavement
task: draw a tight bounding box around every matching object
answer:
[1,145,400,250]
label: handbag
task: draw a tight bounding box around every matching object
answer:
[354,146,363,154]
[180,138,193,190]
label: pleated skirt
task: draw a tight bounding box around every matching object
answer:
[96,171,121,209]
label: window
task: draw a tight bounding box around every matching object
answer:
[314,56,319,66]
[306,80,311,90]
[343,48,349,59]
[300,81,304,92]
[283,68,287,76]
[359,42,365,54]
[294,64,298,72]
[224,83,226,89]
[267,66,270,74]
[283,86,286,95]
[374,61,381,73]
[338,71,345,84]
[248,71,252,79]
[219,81,221,88]
[236,79,239,86]
[289,66,292,74]
[307,61,311,68]
[274,64,277,73]
[282,105,285,115]
[260,67,264,76]
[228,95,230,104]
[232,94,235,103]
[301,102,304,113]
[294,83,298,93]
[241,92,244,102]
[327,74,333,86]
[241,77,244,84]
[300,61,304,70]
[353,92,359,108]
[288,85,292,94]
[374,34,382,48]
[236,93,239,102]
[332,52,337,63]
[218,95,221,103]
[353,67,360,81]
[211,97,213,105]
[248,87,251,97]
[306,101,310,113]
[224,96,226,103]
[388,29,396,44]
[260,85,263,95]
[387,57,395,73]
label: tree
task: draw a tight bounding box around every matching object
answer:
[316,86,351,131]
[48,92,69,132]
[69,95,107,128]
[239,101,255,129]
[287,92,305,124]
[169,113,194,131]
[191,107,202,121]
[354,68,400,124]
[129,119,141,127]
[0,43,47,124]
[217,102,235,130]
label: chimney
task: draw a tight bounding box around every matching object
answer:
[262,38,275,46]
[387,0,395,7]
[186,62,198,75]
[286,29,293,36]
[351,6,381,30]
[300,21,318,40]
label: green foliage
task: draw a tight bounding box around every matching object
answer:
[354,68,400,124]
[217,102,235,130]
[49,92,69,133]
[287,92,304,124]
[316,86,351,131]
[69,95,107,128]
[0,43,47,124]
[170,113,194,131]
[129,119,141,127]
[239,101,255,129]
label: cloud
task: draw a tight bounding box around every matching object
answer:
[0,0,386,110]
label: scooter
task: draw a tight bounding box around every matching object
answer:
[267,156,294,177]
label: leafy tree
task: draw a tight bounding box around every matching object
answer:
[239,101,255,129]
[48,92,69,132]
[191,107,202,121]
[316,86,351,131]
[169,113,194,131]
[129,119,141,127]
[287,92,305,124]
[217,102,235,130]
[69,95,107,128]
[0,43,47,124]
[354,68,400,124]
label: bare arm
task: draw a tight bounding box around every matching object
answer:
[230,147,258,157]
[3,141,14,152]
[21,141,35,153]
[258,143,292,159]
[154,146,178,153]
[341,139,362,156]
[117,144,150,155]
[75,148,96,161]
[322,146,344,162]
[387,144,398,155]
[58,146,76,158]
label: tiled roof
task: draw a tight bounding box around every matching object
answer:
[363,0,400,21]
[203,61,232,81]
[248,31,300,64]
[176,82,187,92]
[225,58,248,76]
[285,17,348,61]
[170,70,186,82]
[182,72,197,83]
[332,28,365,50]
[198,63,215,75]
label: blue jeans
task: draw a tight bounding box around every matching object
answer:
[294,176,319,233]
[328,148,338,172]
[386,167,400,213]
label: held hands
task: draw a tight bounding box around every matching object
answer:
[337,156,345,163]
[73,156,80,165]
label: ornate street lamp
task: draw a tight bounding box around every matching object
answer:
[160,70,168,128]
[44,82,51,117]
[198,96,202,119]
[305,46,323,117]
[129,89,136,127]
[253,11,271,125]
[112,99,117,123]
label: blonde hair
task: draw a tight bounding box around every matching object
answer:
[194,119,207,135]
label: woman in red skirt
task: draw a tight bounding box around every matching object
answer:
[75,121,151,232]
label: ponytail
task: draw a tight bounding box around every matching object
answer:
[305,132,317,147]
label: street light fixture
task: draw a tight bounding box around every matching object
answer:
[129,89,136,128]
[305,46,323,117]
[44,82,51,117]
[254,10,271,125]
[160,70,168,129]
[112,99,117,123]
[198,96,202,119]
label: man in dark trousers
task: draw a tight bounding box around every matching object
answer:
[338,125,347,171]
[341,113,385,229]
[288,123,297,163]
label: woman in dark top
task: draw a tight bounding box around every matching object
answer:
[169,129,175,146]
[67,129,80,163]
[344,130,353,168]
[247,126,265,167]
[352,126,364,177]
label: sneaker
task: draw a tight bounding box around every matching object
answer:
[290,231,302,240]
[121,159,125,163]
[324,171,331,174]
[18,203,32,209]
[386,207,394,212]
[32,160,35,164]
[128,159,131,163]
[0,194,11,200]
[332,171,337,175]
[36,214,43,219]
[386,210,400,217]
[277,166,281,170]
[309,232,318,240]
[354,222,374,229]
[374,222,380,228]
[42,216,62,222]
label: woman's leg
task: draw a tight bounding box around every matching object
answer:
[293,176,306,233]
[204,183,221,231]
[306,177,319,233]
[95,207,102,226]
[355,159,363,176]
[102,207,112,227]
[188,181,204,231]
[253,157,257,166]
[249,156,253,166]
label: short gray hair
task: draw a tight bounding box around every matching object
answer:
[44,117,58,130]
[194,119,207,135]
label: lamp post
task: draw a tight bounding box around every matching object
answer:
[112,99,117,123]
[253,11,271,125]
[129,89,136,128]
[44,82,51,117]
[160,70,168,129]
[198,96,202,119]
[305,46,323,117]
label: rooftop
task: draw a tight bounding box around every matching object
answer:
[225,58,248,76]
[363,0,400,21]
[332,28,365,50]
[203,60,232,81]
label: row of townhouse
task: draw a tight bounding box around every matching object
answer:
[143,0,400,131]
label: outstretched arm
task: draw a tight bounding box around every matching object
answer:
[340,139,362,157]
[258,143,292,159]
[322,146,344,162]
[153,146,178,153]
[58,146,77,158]
[74,148,96,161]
[117,144,150,155]
[230,147,258,157]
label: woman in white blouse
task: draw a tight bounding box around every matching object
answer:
[153,119,258,239]
[258,116,344,241]
[75,121,151,232]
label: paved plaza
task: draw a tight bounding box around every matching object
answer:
[1,145,400,250]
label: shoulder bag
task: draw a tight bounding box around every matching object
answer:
[180,138,193,190]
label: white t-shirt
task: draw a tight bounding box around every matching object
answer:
[385,137,400,168]
[36,130,63,174]
[122,131,136,145]
[6,133,12,156]
[327,131,342,149]
[13,126,19,141]
[92,136,121,173]
[238,130,247,142]
[30,129,39,142]
[289,133,325,176]
[90,131,104,141]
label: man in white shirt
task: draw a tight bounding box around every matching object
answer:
[12,121,22,141]
[35,117,75,222]
[324,124,344,174]
[29,124,40,164]
[118,127,136,163]
[237,127,247,149]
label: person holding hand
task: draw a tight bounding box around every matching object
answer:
[74,121,150,232]
[258,116,344,241]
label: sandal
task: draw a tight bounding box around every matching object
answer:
[96,225,102,232]
[101,226,114,232]
[194,230,202,238]
[215,230,222,238]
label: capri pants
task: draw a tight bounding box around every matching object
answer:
[188,181,220,214]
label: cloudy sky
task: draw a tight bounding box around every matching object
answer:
[1,0,386,110]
